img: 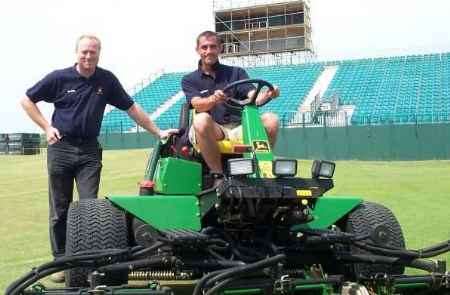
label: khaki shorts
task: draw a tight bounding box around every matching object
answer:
[189,122,243,148]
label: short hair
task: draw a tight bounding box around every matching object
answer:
[75,34,101,52]
[196,31,221,47]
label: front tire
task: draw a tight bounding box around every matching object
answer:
[65,199,129,287]
[344,201,405,279]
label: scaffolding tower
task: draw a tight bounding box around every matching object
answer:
[214,0,315,67]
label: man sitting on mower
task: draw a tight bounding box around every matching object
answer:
[181,31,280,184]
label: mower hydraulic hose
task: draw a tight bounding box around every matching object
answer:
[5,248,131,295]
[354,242,419,258]
[338,254,443,273]
[303,232,371,245]
[203,254,286,290]
[416,240,450,253]
[6,266,66,295]
[339,253,400,264]
[206,247,228,260]
[97,256,178,273]
[193,269,226,295]
[354,240,450,259]
[204,267,342,295]
[393,274,447,286]
[407,258,444,273]
[290,275,343,287]
[300,228,369,240]
[183,259,245,269]
[131,241,165,259]
[205,277,238,295]
[193,254,285,295]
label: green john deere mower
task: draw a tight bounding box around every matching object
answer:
[7,79,449,295]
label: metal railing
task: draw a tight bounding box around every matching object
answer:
[281,111,450,128]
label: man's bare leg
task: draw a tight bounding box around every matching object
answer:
[261,112,279,147]
[193,113,224,173]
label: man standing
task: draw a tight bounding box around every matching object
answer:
[21,35,176,282]
[181,31,279,183]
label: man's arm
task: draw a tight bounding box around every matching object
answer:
[251,86,280,106]
[126,103,177,139]
[191,90,226,113]
[182,76,226,113]
[20,96,61,144]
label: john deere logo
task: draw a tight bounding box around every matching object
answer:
[252,140,270,152]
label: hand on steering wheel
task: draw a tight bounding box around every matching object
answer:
[222,79,275,110]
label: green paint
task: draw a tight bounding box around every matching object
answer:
[99,123,450,160]
[292,196,362,230]
[154,157,202,195]
[276,123,450,160]
[394,283,429,290]
[294,284,332,294]
[242,106,274,162]
[108,195,201,230]
[241,106,274,178]
[223,289,263,295]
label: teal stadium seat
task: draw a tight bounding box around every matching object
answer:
[101,64,323,132]
[102,52,450,132]
[323,53,450,124]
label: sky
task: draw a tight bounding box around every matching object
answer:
[1,0,450,133]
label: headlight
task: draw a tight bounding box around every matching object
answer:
[273,159,297,177]
[228,158,255,176]
[311,160,335,178]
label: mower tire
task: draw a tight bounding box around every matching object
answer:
[344,201,405,279]
[65,199,129,287]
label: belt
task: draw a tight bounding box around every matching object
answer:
[61,136,97,145]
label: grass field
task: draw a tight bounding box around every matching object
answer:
[1,149,449,292]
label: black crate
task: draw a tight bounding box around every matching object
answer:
[7,133,41,143]
[0,142,7,154]
[23,147,40,155]
[7,142,23,154]
[7,133,23,142]
[0,134,7,143]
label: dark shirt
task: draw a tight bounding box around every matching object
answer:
[26,65,134,138]
[181,62,253,125]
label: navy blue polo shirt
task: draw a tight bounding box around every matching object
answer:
[26,65,134,138]
[181,62,254,125]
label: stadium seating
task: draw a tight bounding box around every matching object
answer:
[246,64,323,119]
[101,52,450,132]
[101,64,322,132]
[324,53,450,124]
[101,72,186,133]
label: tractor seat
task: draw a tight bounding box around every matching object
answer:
[175,103,251,156]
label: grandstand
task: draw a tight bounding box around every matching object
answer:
[101,51,450,132]
[323,53,450,125]
[100,0,450,133]
[102,72,187,132]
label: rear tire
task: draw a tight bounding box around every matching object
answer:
[65,199,129,287]
[344,201,405,279]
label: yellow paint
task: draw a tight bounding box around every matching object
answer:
[259,161,274,178]
[297,189,312,197]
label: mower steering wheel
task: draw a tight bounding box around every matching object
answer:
[222,79,274,110]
